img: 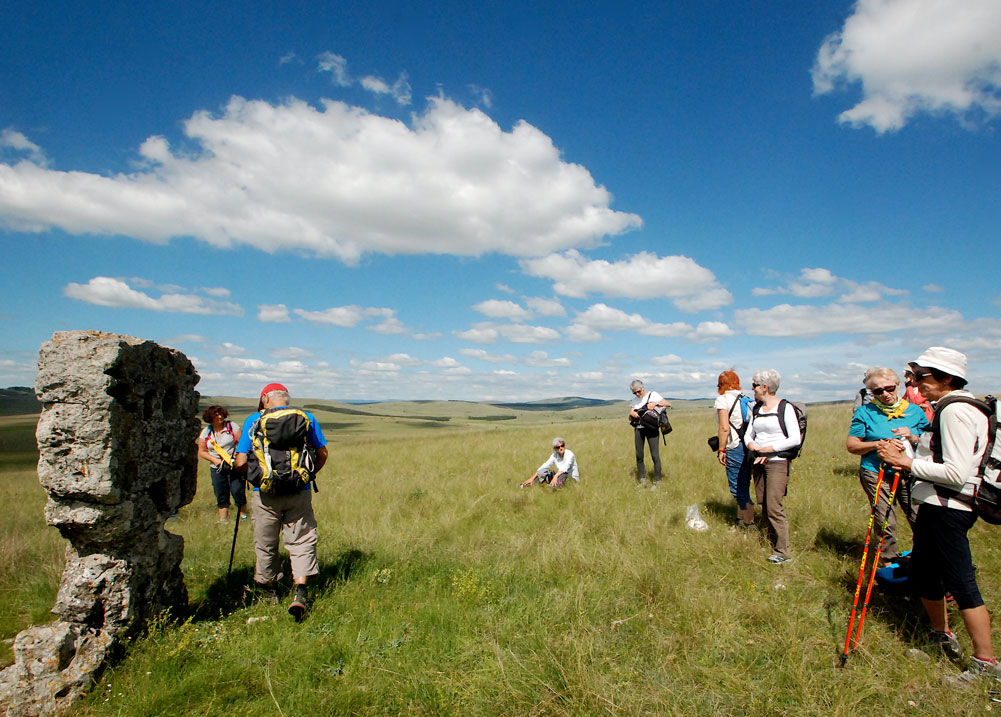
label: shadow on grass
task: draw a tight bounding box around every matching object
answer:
[825,575,925,659]
[823,548,926,662]
[814,527,862,559]
[832,464,858,477]
[189,548,370,621]
[702,498,738,524]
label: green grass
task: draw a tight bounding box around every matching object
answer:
[2,403,1000,714]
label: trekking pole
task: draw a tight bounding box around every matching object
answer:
[840,465,885,666]
[227,486,243,579]
[850,467,902,654]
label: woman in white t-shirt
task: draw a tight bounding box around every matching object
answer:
[714,370,754,527]
[744,369,800,564]
[197,405,246,523]
[628,379,671,487]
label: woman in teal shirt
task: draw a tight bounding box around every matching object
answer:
[846,366,929,564]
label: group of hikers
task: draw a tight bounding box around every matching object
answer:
[195,346,999,685]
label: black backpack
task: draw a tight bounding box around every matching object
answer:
[929,394,1001,525]
[636,394,672,444]
[752,399,807,460]
[246,406,318,495]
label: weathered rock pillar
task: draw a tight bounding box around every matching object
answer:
[0,331,200,715]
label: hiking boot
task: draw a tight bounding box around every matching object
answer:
[767,554,792,565]
[933,630,964,664]
[255,581,280,605]
[288,585,309,622]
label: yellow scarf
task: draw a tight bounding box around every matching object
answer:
[872,397,909,420]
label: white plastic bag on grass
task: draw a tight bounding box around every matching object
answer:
[686,503,708,532]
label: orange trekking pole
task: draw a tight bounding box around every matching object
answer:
[841,465,885,665]
[849,468,902,654]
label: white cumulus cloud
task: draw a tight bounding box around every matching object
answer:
[473,299,532,321]
[753,267,906,303]
[1,128,47,166]
[360,73,412,105]
[0,97,640,263]
[735,302,962,337]
[63,276,243,315]
[521,250,731,312]
[524,297,566,317]
[258,304,292,323]
[317,52,351,86]
[813,0,1001,132]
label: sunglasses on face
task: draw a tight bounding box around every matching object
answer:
[871,385,897,396]
[633,389,643,395]
[911,370,933,381]
[752,383,762,389]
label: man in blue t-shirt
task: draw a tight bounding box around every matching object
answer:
[235,382,328,620]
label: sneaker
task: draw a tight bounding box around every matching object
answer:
[219,518,230,524]
[288,585,308,622]
[933,630,964,664]
[240,514,248,520]
[767,554,792,565]
[945,656,1001,687]
[968,656,1001,680]
[637,478,648,487]
[649,482,658,491]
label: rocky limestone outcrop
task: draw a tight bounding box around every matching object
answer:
[0,331,200,715]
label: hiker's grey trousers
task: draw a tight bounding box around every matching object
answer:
[251,488,319,583]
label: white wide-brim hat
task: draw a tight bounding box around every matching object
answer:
[910,346,967,381]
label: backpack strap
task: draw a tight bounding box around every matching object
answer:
[776,399,789,438]
[725,394,750,440]
[209,438,234,467]
[927,394,995,506]
[207,424,235,467]
[929,395,992,462]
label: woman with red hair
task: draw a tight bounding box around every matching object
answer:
[714,370,754,527]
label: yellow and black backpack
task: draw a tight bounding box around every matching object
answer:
[246,407,317,495]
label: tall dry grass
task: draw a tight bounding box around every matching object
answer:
[1,404,999,714]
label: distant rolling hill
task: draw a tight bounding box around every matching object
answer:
[0,387,40,416]
[487,396,619,411]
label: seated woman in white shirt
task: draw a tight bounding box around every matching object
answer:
[521,437,579,489]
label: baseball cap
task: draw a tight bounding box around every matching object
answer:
[258,382,288,410]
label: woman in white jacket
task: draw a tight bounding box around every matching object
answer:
[878,347,998,683]
[744,369,800,565]
[521,437,579,489]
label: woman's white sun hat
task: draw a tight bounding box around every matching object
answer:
[910,346,967,381]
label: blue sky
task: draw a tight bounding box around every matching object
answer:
[1,0,999,402]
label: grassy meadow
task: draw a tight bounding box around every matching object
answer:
[2,399,1000,715]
